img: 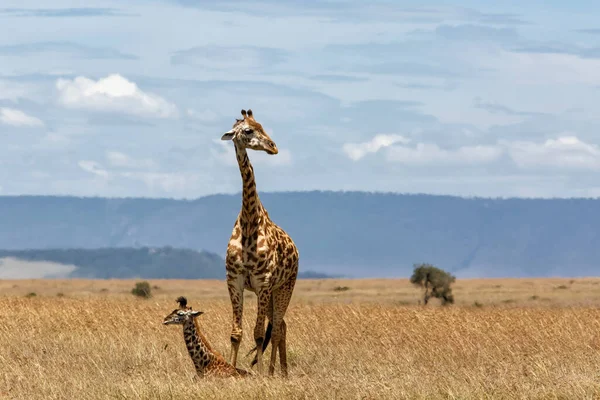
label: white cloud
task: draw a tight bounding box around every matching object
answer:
[34,133,71,151]
[504,136,600,170]
[0,107,44,127]
[346,133,600,172]
[106,151,156,169]
[121,172,193,193]
[478,51,600,86]
[386,142,503,166]
[171,46,287,70]
[343,134,502,165]
[78,160,109,178]
[186,108,220,122]
[44,133,69,144]
[342,134,409,161]
[78,159,201,194]
[0,80,38,101]
[56,74,178,118]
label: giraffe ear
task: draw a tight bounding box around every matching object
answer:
[221,129,235,140]
[190,310,204,318]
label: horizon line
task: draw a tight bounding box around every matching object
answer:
[0,190,598,202]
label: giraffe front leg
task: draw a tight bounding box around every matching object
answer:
[253,287,271,375]
[227,274,245,367]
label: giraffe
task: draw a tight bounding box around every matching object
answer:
[221,109,299,377]
[163,296,249,378]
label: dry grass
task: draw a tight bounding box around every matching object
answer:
[1,278,600,399]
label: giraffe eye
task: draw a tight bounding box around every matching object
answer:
[243,128,253,134]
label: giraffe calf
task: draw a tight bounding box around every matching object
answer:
[163,296,249,378]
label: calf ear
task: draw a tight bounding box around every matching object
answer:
[221,130,235,140]
[190,310,204,318]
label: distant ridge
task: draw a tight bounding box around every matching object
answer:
[0,247,338,280]
[0,191,598,278]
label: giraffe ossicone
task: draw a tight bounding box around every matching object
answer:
[221,109,299,377]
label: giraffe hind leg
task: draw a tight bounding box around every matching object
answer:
[278,320,288,377]
[249,321,272,367]
[269,277,296,377]
[248,294,273,367]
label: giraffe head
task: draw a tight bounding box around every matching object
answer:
[221,109,278,155]
[163,296,204,325]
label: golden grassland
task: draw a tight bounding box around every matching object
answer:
[1,278,600,399]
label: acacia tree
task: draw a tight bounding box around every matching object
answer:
[410,263,455,306]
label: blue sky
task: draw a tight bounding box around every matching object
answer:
[2,1,600,198]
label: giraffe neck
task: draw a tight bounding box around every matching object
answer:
[235,144,265,236]
[182,320,215,376]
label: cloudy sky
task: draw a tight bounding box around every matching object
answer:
[2,1,600,198]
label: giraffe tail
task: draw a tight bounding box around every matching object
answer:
[245,321,273,367]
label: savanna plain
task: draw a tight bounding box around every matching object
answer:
[1,278,600,399]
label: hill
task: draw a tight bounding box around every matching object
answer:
[0,247,337,280]
[0,192,598,277]
[0,247,223,279]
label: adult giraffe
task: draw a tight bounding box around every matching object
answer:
[221,109,299,377]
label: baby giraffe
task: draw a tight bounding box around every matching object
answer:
[163,296,249,378]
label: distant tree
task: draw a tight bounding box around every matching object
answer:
[410,263,455,306]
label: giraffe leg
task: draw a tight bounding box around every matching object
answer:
[278,319,288,377]
[269,317,289,376]
[227,274,245,367]
[248,295,273,368]
[269,277,295,377]
[262,294,276,374]
[268,291,282,376]
[253,287,271,375]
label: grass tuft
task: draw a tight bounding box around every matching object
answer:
[333,286,350,292]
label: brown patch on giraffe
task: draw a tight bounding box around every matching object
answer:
[245,252,258,263]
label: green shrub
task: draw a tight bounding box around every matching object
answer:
[131,281,152,298]
[333,286,350,292]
